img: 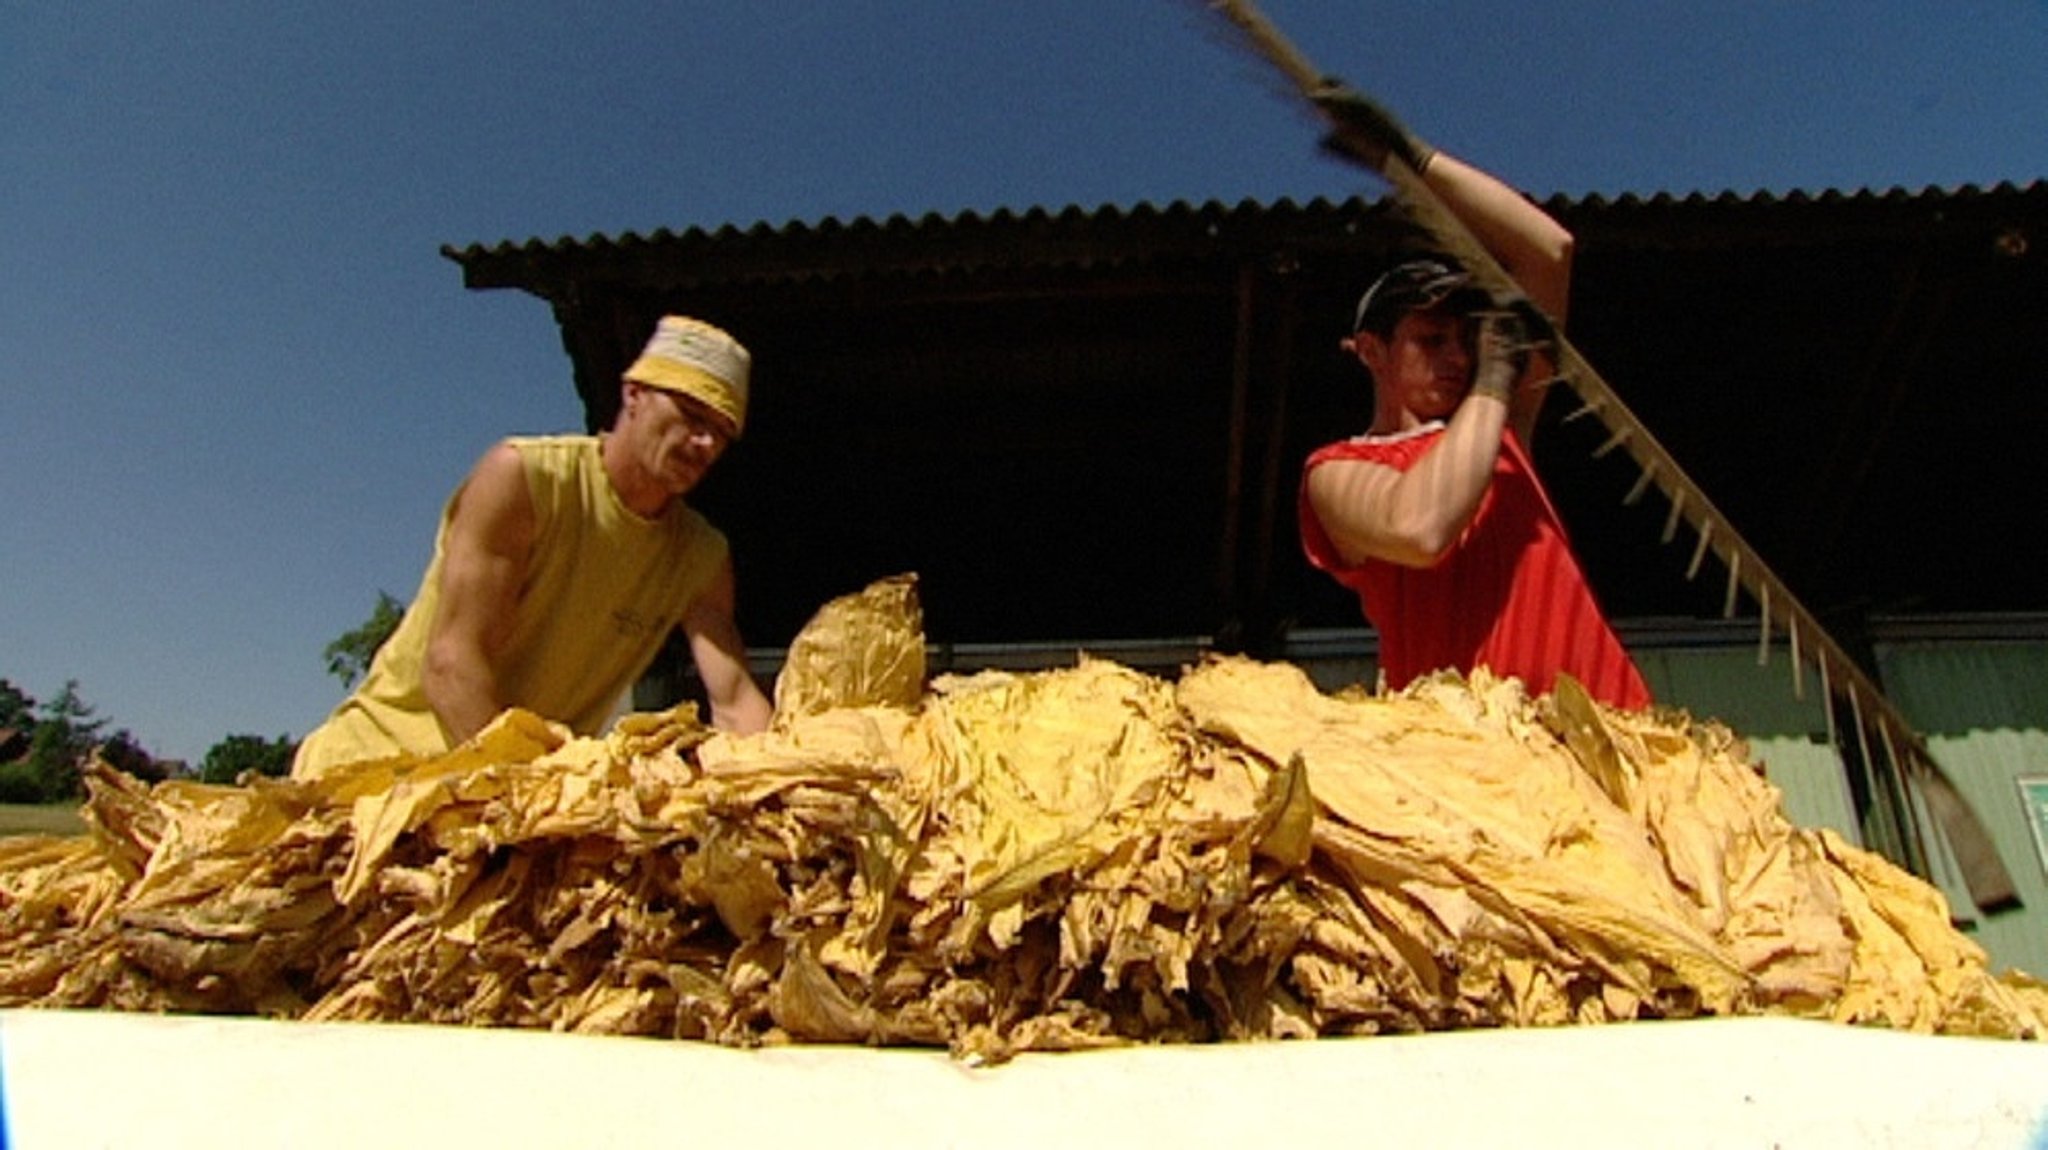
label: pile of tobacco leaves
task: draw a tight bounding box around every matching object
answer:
[3,575,2041,1063]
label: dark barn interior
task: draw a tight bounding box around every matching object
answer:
[443,181,2048,664]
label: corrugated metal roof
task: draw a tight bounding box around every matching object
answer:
[431,174,2048,642]
[442,180,2047,295]
[442,196,1398,295]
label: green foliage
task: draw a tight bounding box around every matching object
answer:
[200,733,298,785]
[27,680,103,801]
[1,678,170,801]
[99,728,172,784]
[0,678,34,733]
[0,680,34,802]
[324,591,406,688]
[0,761,43,804]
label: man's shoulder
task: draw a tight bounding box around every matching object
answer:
[1307,423,1443,468]
[498,434,602,482]
[482,436,602,524]
[501,433,599,460]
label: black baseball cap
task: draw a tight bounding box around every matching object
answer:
[1351,259,1487,334]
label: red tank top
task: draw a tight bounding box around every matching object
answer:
[1300,426,1650,709]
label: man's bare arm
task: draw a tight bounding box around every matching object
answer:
[423,442,534,744]
[1418,153,1573,320]
[681,557,773,735]
[1310,313,1528,567]
[1309,389,1511,568]
[1417,152,1572,444]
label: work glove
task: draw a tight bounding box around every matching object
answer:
[1470,310,1527,400]
[1490,291,1558,358]
[1311,78,1436,174]
[1471,293,1554,398]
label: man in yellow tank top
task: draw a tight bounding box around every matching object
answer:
[292,316,774,778]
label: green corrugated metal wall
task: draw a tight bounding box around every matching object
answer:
[1873,640,2048,979]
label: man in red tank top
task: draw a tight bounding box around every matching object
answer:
[1297,92,1650,710]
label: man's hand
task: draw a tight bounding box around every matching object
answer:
[1469,309,1527,403]
[1311,78,1435,174]
[1493,290,1558,351]
[1474,289,1559,384]
[682,558,773,736]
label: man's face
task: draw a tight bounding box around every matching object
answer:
[623,383,735,495]
[1361,305,1475,422]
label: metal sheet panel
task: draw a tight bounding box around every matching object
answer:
[1875,640,2048,979]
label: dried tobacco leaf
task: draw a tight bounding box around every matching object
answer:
[1,576,2041,1061]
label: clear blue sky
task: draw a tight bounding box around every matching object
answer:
[5,2,2045,768]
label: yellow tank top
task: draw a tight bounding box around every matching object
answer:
[293,436,727,777]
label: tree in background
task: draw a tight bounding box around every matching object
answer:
[99,728,175,784]
[199,733,298,785]
[0,678,34,733]
[26,680,104,801]
[0,679,172,802]
[0,680,41,802]
[324,591,405,688]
